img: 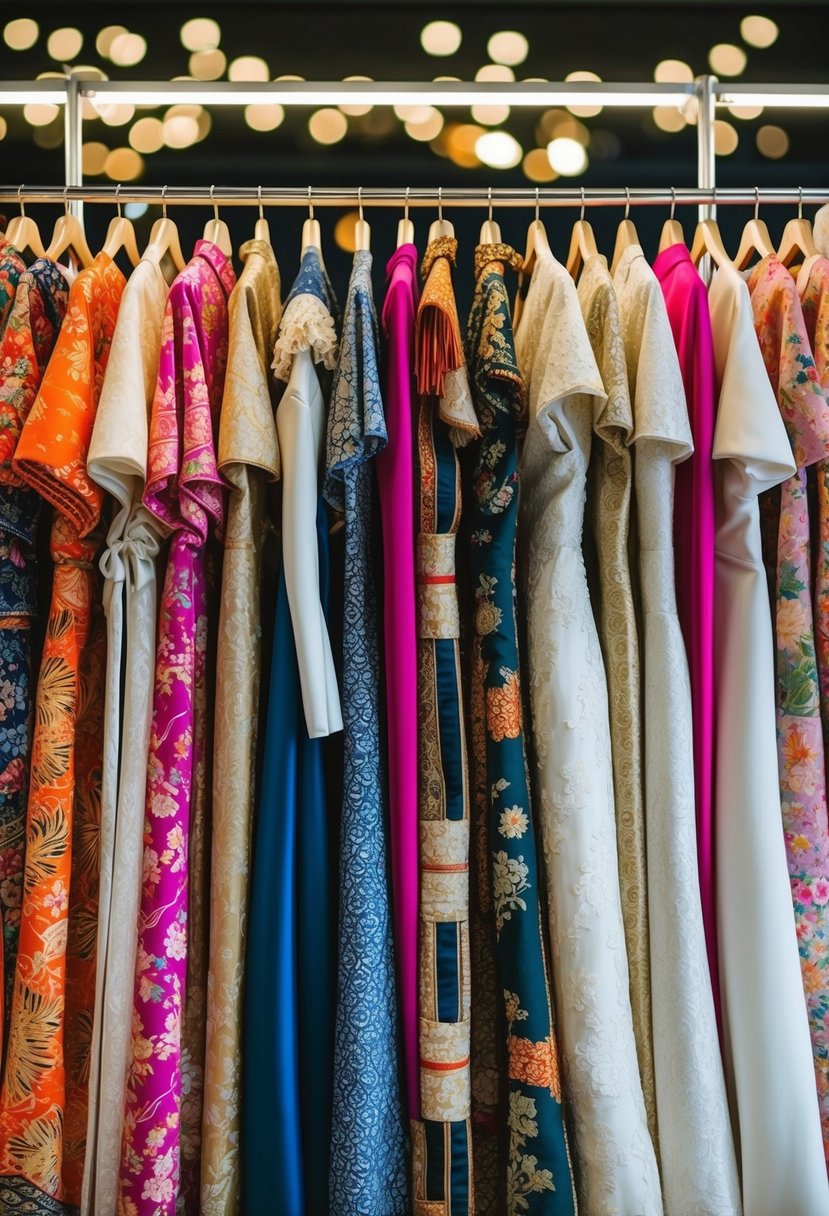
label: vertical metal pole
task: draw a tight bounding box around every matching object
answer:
[63,73,82,219]
[696,73,717,221]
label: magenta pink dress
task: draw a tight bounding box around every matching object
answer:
[654,243,719,1018]
[377,243,420,1120]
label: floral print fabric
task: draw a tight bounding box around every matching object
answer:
[466,245,576,1216]
[119,241,234,1216]
[0,252,123,1211]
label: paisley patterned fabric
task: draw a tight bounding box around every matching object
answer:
[0,252,124,1212]
[411,236,479,1216]
[466,245,576,1216]
[751,253,829,1162]
[576,255,656,1142]
[0,257,67,1060]
[201,239,281,1216]
[83,257,168,1216]
[325,249,409,1214]
[119,241,235,1216]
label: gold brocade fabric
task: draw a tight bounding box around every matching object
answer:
[200,239,281,1216]
[577,256,657,1145]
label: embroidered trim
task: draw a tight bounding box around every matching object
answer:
[271,293,339,381]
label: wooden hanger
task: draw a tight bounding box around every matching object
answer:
[733,187,774,271]
[566,187,600,279]
[396,187,415,248]
[522,188,552,282]
[142,186,186,271]
[428,187,454,243]
[690,217,731,270]
[301,187,326,270]
[610,188,639,275]
[46,188,94,268]
[5,187,45,259]
[778,187,818,268]
[659,187,685,253]
[202,185,233,257]
[354,187,371,252]
[102,184,140,267]
[253,185,271,244]
[479,186,501,244]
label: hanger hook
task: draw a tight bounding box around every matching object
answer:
[799,185,804,220]
[404,185,410,222]
[258,184,264,220]
[17,184,25,218]
[754,186,760,221]
[670,186,676,221]
[210,184,219,223]
[624,186,631,221]
[115,182,122,219]
[308,185,314,220]
[438,186,443,222]
[358,186,364,223]
[488,185,493,222]
[63,185,69,216]
[535,187,540,224]
[161,184,168,219]
[580,186,586,222]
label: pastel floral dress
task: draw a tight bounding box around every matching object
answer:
[0,254,65,1058]
[0,252,124,1212]
[750,254,829,1162]
[119,241,235,1216]
[466,243,576,1216]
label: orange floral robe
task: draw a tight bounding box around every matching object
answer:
[0,253,124,1213]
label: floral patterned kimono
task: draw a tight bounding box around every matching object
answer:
[466,243,576,1216]
[412,235,479,1216]
[0,253,65,1058]
[119,241,235,1216]
[0,252,124,1213]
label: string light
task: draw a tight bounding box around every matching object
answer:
[47,27,83,61]
[420,21,462,57]
[308,108,348,144]
[740,15,778,48]
[95,25,126,58]
[546,136,588,175]
[4,18,39,51]
[109,33,147,67]
[190,49,226,80]
[475,129,523,169]
[487,31,529,67]
[708,43,747,76]
[523,147,559,182]
[245,104,285,132]
[180,18,221,51]
[654,59,694,83]
[129,117,164,153]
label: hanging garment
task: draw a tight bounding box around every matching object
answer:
[653,243,720,1018]
[615,244,740,1215]
[243,247,339,1216]
[0,251,124,1212]
[377,242,420,1126]
[118,240,235,1216]
[466,242,576,1216]
[0,255,66,1060]
[711,258,828,1216]
[795,252,829,1159]
[82,256,168,1216]
[325,249,409,1214]
[200,238,281,1216]
[515,241,662,1215]
[411,235,478,1216]
[576,253,656,1143]
[748,253,829,1189]
[0,239,26,336]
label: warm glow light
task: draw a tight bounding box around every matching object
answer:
[487,31,529,67]
[444,123,485,167]
[740,15,778,48]
[196,109,212,141]
[757,123,789,158]
[729,104,764,120]
[475,64,515,83]
[110,33,147,67]
[405,108,444,142]
[471,104,510,126]
[180,18,221,52]
[245,103,285,131]
[334,211,359,254]
[4,18,39,51]
[129,117,164,153]
[654,59,694,83]
[565,70,604,117]
[475,129,523,169]
[420,21,462,57]
[47,27,83,61]
[709,43,747,76]
[163,111,200,148]
[23,103,60,126]
[104,147,144,181]
[82,141,109,174]
[229,56,269,82]
[100,103,135,127]
[0,117,7,141]
[190,49,226,80]
[339,76,373,117]
[394,104,434,124]
[308,108,348,144]
[96,25,126,58]
[523,147,559,182]
[547,136,588,175]
[653,106,687,132]
[714,119,739,154]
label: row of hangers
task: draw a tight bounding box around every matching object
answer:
[3,183,819,290]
